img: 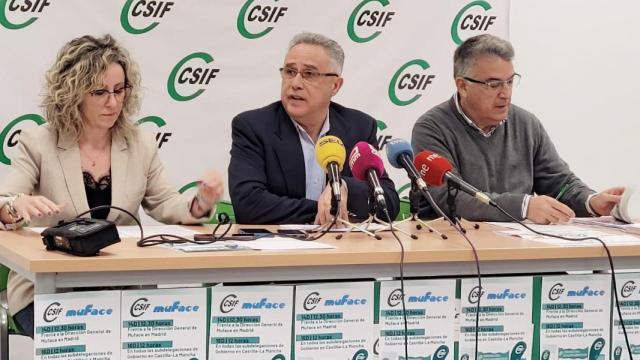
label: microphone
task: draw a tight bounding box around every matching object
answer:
[315,135,346,202]
[413,150,493,205]
[349,141,387,210]
[385,138,428,193]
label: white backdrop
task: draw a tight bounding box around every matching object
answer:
[0,0,510,211]
[511,1,639,192]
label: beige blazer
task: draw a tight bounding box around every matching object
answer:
[1,125,213,314]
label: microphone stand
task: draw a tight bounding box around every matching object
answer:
[446,184,480,233]
[395,182,447,239]
[359,190,418,240]
[314,181,381,240]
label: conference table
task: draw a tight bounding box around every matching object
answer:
[1,220,639,296]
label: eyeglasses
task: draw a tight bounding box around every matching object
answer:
[279,67,339,84]
[462,73,521,91]
[88,84,131,102]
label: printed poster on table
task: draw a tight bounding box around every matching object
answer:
[34,290,121,360]
[539,274,611,360]
[378,279,456,360]
[459,277,534,360]
[611,273,640,360]
[120,287,207,359]
[209,285,293,360]
[294,281,375,360]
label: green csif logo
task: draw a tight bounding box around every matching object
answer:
[347,0,394,43]
[352,349,368,360]
[388,59,435,106]
[237,0,288,40]
[451,1,496,45]
[0,0,50,30]
[120,0,174,35]
[375,120,392,150]
[135,115,172,148]
[0,114,45,165]
[167,52,220,102]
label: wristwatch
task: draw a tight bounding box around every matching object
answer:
[0,195,24,230]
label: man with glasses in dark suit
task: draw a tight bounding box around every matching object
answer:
[229,32,399,225]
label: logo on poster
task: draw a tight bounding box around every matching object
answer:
[241,298,286,309]
[621,280,636,298]
[451,1,496,45]
[220,294,239,313]
[120,0,174,35]
[0,113,45,165]
[468,285,484,304]
[434,345,450,360]
[347,0,394,43]
[130,297,150,317]
[486,288,526,300]
[303,291,322,311]
[548,283,564,300]
[387,288,403,307]
[237,0,288,39]
[0,0,50,30]
[168,52,220,101]
[389,59,435,106]
[353,349,369,360]
[408,291,449,303]
[43,301,63,323]
[136,116,172,148]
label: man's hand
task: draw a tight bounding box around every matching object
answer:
[589,187,625,216]
[527,195,575,224]
[314,182,348,226]
[191,170,224,218]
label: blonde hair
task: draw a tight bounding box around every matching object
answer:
[43,34,141,141]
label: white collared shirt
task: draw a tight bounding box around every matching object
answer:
[290,112,331,201]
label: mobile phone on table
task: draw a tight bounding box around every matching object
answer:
[238,228,273,235]
[276,229,307,238]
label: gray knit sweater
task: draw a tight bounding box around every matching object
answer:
[411,96,594,221]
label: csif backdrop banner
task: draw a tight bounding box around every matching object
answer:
[0,0,510,220]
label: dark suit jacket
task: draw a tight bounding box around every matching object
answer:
[229,101,399,224]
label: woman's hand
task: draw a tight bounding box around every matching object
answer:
[6,194,64,224]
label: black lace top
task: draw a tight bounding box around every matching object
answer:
[83,171,111,219]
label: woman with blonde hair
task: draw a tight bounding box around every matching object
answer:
[0,34,223,337]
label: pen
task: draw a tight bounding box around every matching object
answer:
[555,184,569,200]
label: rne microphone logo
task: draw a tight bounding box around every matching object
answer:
[237,0,288,40]
[388,59,435,106]
[136,115,172,148]
[168,52,220,102]
[0,0,51,30]
[0,113,45,165]
[451,0,496,45]
[120,0,175,35]
[347,0,395,43]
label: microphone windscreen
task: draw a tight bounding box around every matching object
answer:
[348,141,385,181]
[385,138,414,169]
[315,135,346,171]
[413,150,453,187]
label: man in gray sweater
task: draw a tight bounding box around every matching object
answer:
[411,34,623,224]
